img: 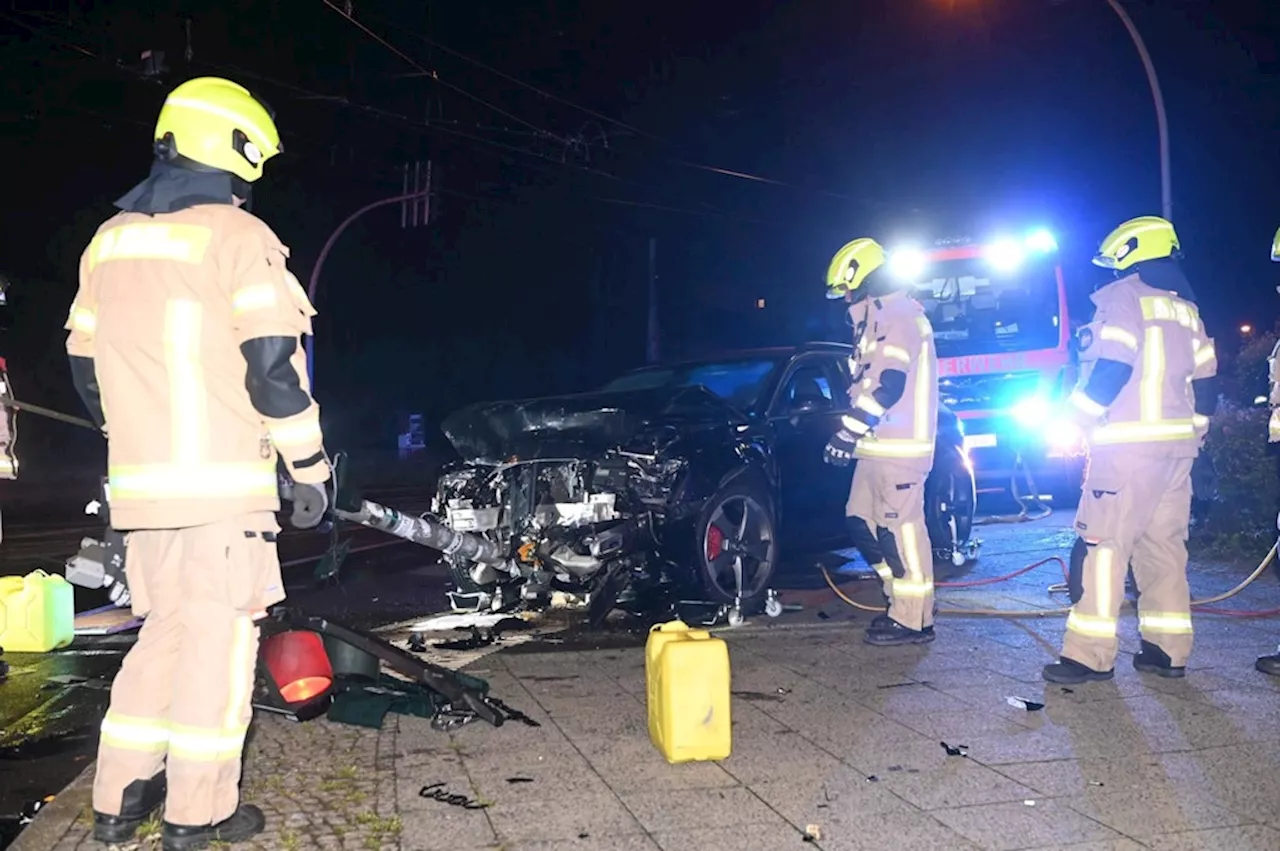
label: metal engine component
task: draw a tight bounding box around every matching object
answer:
[65,537,110,589]
[334,499,508,566]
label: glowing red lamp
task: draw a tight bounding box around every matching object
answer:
[261,630,334,703]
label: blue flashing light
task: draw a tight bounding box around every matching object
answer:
[1024,229,1058,253]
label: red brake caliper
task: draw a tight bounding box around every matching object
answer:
[705,525,724,562]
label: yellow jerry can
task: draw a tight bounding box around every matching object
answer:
[0,569,76,652]
[645,619,731,763]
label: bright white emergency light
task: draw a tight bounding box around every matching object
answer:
[1046,420,1082,450]
[1012,395,1051,427]
[987,238,1025,272]
[888,247,927,279]
[1024,229,1058,253]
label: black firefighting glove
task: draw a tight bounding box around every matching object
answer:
[289,481,330,530]
[823,427,861,467]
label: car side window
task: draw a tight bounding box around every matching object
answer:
[781,361,835,412]
[828,355,854,407]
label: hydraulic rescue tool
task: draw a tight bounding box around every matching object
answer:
[22,400,513,729]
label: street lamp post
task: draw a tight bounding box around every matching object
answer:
[304,189,432,389]
[1101,0,1172,223]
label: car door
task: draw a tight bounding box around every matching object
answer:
[768,355,853,549]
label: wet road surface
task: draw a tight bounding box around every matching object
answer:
[0,485,444,845]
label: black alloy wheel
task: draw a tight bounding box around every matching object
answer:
[696,478,778,606]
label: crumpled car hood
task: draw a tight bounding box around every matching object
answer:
[440,386,740,461]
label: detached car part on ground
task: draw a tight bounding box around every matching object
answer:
[422,345,978,627]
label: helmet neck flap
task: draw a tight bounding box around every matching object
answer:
[1121,256,1198,303]
[114,158,251,216]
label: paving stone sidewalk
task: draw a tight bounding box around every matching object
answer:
[19,609,1280,851]
[16,514,1280,851]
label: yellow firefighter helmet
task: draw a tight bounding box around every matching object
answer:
[154,77,282,183]
[1271,226,1280,262]
[825,238,886,300]
[1092,215,1180,271]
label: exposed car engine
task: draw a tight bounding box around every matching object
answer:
[431,450,686,624]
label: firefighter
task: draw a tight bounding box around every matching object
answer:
[1258,228,1280,677]
[1044,216,1218,684]
[823,238,939,645]
[67,77,331,849]
[0,276,17,486]
[0,277,16,544]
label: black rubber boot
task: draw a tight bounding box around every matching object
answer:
[1042,656,1115,684]
[1133,640,1186,679]
[864,618,935,646]
[1256,653,1280,677]
[162,804,266,850]
[93,772,167,844]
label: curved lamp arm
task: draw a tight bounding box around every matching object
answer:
[304,189,432,389]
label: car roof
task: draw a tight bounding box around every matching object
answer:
[620,342,853,373]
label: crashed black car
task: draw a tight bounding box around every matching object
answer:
[432,343,977,626]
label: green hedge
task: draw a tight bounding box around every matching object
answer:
[1191,401,1278,557]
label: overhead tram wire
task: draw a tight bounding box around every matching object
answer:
[1,13,799,230]
[319,0,564,144]
[318,2,855,203]
[6,5,856,206]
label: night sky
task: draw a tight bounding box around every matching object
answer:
[2,0,1278,469]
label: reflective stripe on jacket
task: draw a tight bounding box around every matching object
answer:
[65,206,322,529]
[1067,274,1216,457]
[849,293,938,470]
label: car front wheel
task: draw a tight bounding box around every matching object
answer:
[695,477,779,608]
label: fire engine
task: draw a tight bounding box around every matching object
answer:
[887,229,1086,506]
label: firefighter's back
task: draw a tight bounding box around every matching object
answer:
[1090,275,1213,458]
[84,204,286,529]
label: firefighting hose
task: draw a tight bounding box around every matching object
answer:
[975,452,1053,526]
[17,397,1280,620]
[818,542,1280,618]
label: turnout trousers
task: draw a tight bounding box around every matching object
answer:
[846,459,934,631]
[93,511,285,827]
[1063,452,1195,672]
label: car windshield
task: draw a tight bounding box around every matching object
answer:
[601,358,783,411]
[910,257,1063,358]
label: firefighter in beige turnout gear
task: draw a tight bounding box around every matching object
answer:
[68,78,330,850]
[0,277,18,509]
[823,238,939,646]
[1044,216,1218,685]
[1258,228,1280,677]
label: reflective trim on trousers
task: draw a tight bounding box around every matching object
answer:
[892,578,933,598]
[100,711,170,754]
[1139,612,1194,635]
[1066,610,1118,639]
[856,440,933,459]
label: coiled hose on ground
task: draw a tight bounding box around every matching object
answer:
[819,543,1280,618]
